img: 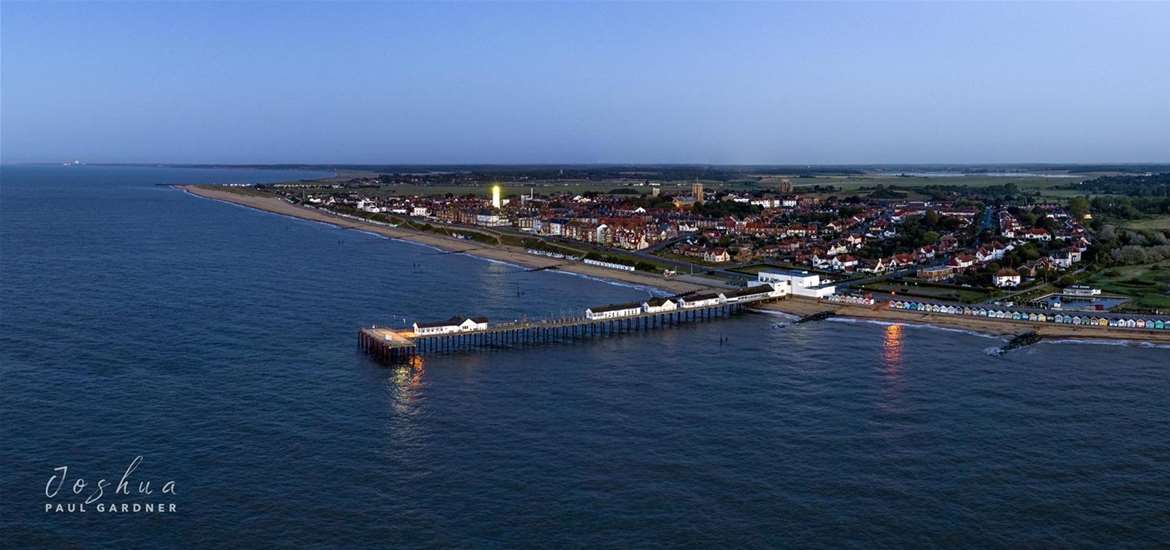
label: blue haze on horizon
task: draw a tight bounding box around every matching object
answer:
[2,2,1168,165]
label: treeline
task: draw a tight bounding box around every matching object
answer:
[893,211,966,250]
[1088,195,1170,222]
[353,165,866,184]
[1065,165,1170,174]
[1069,173,1170,197]
[1089,224,1170,266]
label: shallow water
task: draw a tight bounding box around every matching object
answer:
[2,166,1169,547]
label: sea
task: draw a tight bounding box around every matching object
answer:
[2,165,1169,548]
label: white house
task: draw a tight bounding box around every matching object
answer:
[1023,228,1052,241]
[703,248,731,263]
[830,255,858,271]
[356,198,383,213]
[585,302,643,320]
[413,316,489,336]
[993,268,1021,288]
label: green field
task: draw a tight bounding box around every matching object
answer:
[1123,216,1170,232]
[1083,261,1170,311]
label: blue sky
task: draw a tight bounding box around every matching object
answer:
[2,2,1168,164]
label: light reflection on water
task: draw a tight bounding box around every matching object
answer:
[883,323,903,373]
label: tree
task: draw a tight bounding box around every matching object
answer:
[1069,196,1090,220]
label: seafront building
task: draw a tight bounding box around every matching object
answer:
[755,270,836,298]
[413,316,489,335]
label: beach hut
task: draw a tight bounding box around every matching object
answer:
[1072,316,1082,325]
[1137,320,1146,329]
[1156,320,1165,330]
[1126,319,1137,328]
[1098,318,1109,327]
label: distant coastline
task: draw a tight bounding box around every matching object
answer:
[179,184,1170,347]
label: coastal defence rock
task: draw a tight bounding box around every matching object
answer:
[796,311,836,324]
[997,331,1043,354]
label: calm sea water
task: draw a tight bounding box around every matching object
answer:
[2,165,1169,548]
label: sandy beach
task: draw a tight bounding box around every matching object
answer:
[178,185,710,295]
[758,297,1170,344]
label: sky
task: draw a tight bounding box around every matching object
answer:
[2,2,1168,165]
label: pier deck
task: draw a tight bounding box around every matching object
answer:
[359,297,779,364]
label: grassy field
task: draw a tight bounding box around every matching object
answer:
[1123,216,1170,232]
[1083,261,1170,311]
[861,281,997,304]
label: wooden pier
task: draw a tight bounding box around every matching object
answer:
[359,298,773,365]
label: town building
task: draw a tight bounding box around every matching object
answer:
[993,268,1021,288]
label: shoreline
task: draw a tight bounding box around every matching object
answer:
[177,185,709,295]
[758,297,1170,345]
[179,184,1170,346]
